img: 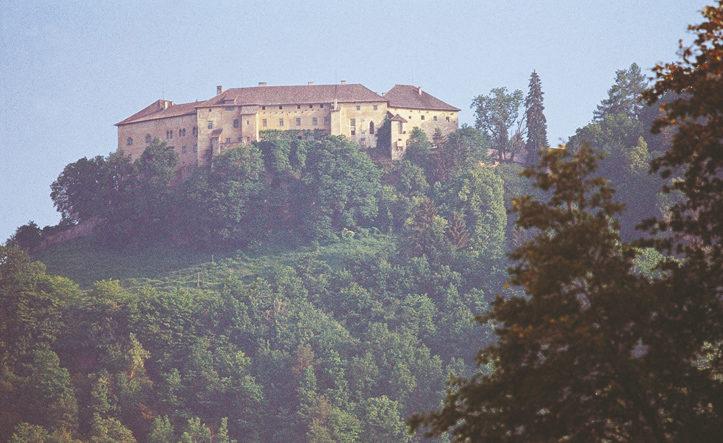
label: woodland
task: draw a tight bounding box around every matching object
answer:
[4,4,723,442]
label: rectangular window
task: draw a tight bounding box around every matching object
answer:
[356,105,360,110]
[350,119,355,127]
[208,121,213,129]
[262,106,266,110]
[373,105,378,110]
[312,117,318,126]
[434,116,438,121]
[279,118,284,127]
[226,137,231,144]
[246,120,250,125]
[320,104,324,108]
[262,119,267,127]
[233,119,239,128]
[238,137,242,142]
[324,116,330,125]
[351,130,355,136]
[279,105,283,110]
[246,137,250,142]
[296,118,301,126]
[309,104,313,109]
[446,116,450,121]
[297,105,301,109]
[421,115,425,120]
[226,106,235,111]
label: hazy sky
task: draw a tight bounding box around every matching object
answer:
[0,0,709,241]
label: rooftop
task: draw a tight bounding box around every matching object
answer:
[384,84,460,112]
[201,83,386,108]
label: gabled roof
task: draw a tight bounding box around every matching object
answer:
[199,83,385,107]
[116,100,198,126]
[384,85,460,112]
[388,112,407,123]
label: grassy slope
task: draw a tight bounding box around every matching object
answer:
[33,234,394,290]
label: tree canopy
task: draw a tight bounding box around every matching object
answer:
[471,87,524,163]
[524,71,548,167]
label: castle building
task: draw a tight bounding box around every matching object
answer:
[116,82,459,176]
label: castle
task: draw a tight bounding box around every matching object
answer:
[116,82,459,176]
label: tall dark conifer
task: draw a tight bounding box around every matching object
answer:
[524,71,548,167]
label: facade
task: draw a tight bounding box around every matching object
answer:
[116,82,459,174]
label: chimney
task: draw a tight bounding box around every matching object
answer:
[217,85,223,95]
[308,82,314,86]
[258,81,267,87]
[418,86,422,95]
[340,80,346,85]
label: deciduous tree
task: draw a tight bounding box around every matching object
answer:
[471,87,523,163]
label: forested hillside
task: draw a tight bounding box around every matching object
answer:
[2,56,691,442]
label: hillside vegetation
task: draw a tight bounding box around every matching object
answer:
[4,53,707,443]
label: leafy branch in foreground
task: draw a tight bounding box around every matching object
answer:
[411,147,673,442]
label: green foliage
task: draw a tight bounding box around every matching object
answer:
[412,147,667,441]
[179,144,266,248]
[404,128,434,174]
[299,136,381,241]
[437,165,506,260]
[7,221,44,251]
[374,116,392,153]
[147,416,174,443]
[524,71,548,167]
[594,62,648,121]
[359,396,411,443]
[471,87,524,162]
[51,155,110,223]
[432,126,489,182]
[568,113,662,240]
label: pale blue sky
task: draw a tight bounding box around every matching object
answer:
[0,0,709,241]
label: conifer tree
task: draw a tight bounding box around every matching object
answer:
[411,147,673,442]
[524,71,548,167]
[593,62,647,121]
[411,5,723,441]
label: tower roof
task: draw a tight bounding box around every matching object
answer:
[384,85,460,112]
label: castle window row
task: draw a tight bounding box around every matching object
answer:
[261,116,332,127]
[261,104,326,111]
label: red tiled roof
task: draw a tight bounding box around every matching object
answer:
[116,100,198,126]
[384,85,460,112]
[199,84,385,107]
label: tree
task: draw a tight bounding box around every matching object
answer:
[180,143,266,248]
[298,136,381,241]
[594,62,648,121]
[50,155,109,223]
[640,2,723,437]
[567,113,662,240]
[471,87,523,163]
[411,147,675,442]
[7,221,43,250]
[437,165,506,261]
[433,126,490,182]
[524,71,548,167]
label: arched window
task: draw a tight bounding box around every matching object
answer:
[369,121,375,135]
[145,134,152,143]
[127,137,133,146]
